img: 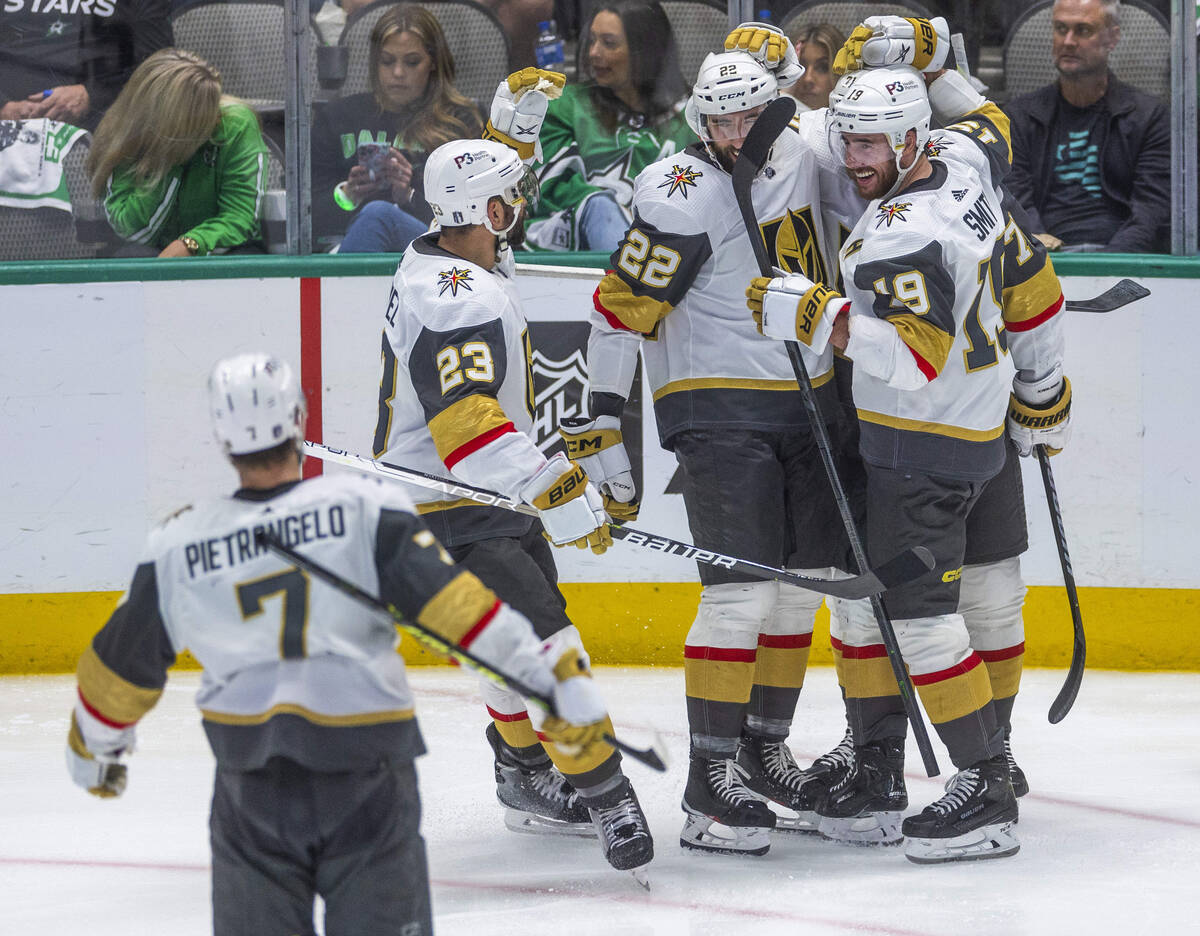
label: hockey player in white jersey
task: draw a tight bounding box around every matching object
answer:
[66,353,621,934]
[371,70,652,875]
[573,41,862,856]
[750,64,1071,863]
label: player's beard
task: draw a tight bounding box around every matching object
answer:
[498,203,527,249]
[845,157,899,202]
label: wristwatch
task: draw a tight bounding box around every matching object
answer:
[181,236,200,255]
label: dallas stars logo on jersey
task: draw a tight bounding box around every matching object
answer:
[437,267,473,297]
[658,165,702,198]
[875,202,912,228]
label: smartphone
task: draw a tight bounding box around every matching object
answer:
[356,142,388,182]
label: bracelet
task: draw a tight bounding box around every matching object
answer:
[333,182,355,212]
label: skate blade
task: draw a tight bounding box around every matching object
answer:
[503,808,597,839]
[679,812,771,857]
[817,811,904,846]
[629,867,651,890]
[743,789,820,834]
[904,821,1020,864]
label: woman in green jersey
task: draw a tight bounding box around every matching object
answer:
[526,0,692,253]
[87,49,268,257]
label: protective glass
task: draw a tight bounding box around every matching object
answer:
[703,104,766,142]
[501,165,541,212]
[829,129,897,169]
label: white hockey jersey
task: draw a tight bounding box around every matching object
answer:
[587,130,843,447]
[72,472,505,771]
[372,233,549,546]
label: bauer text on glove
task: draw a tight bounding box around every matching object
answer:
[520,452,613,554]
[483,67,566,163]
[834,15,950,75]
[747,272,847,354]
[559,414,638,522]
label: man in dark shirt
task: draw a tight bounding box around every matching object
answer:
[1004,0,1170,253]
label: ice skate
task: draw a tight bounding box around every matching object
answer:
[738,731,850,832]
[815,737,907,845]
[582,776,654,885]
[680,752,776,856]
[486,724,595,837]
[904,754,1019,864]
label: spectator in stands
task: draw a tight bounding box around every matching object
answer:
[782,22,845,112]
[476,0,553,68]
[312,4,483,252]
[526,0,691,252]
[1005,0,1170,252]
[86,48,268,257]
[0,0,172,130]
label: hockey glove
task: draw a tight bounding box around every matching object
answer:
[538,647,610,755]
[1008,375,1072,457]
[559,415,639,522]
[66,712,128,798]
[483,67,566,163]
[520,452,613,554]
[747,273,846,354]
[834,15,950,75]
[724,22,804,85]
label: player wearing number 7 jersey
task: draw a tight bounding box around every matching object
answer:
[65,352,626,934]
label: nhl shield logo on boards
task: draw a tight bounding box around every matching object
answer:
[530,348,588,453]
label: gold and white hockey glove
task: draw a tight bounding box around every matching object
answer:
[483,67,566,163]
[559,415,638,522]
[1008,373,1072,457]
[66,712,128,798]
[538,647,610,755]
[520,452,612,554]
[834,15,950,75]
[725,22,804,85]
[747,272,845,354]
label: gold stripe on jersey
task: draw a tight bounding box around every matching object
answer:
[857,409,1005,442]
[427,394,511,464]
[76,644,163,726]
[1002,259,1062,327]
[982,654,1023,700]
[415,498,495,514]
[201,703,415,726]
[652,369,833,402]
[946,102,1013,162]
[888,312,953,375]
[912,660,993,724]
[684,657,755,704]
[840,653,902,699]
[596,274,673,333]
[753,644,810,689]
[416,571,498,645]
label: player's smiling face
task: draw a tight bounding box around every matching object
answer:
[840,132,899,200]
[705,105,764,172]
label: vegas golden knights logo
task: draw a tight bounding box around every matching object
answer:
[758,206,828,283]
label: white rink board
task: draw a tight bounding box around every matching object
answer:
[0,272,1194,593]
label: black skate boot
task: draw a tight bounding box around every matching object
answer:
[680,751,777,856]
[737,731,851,832]
[581,776,654,880]
[486,723,594,837]
[1005,735,1029,798]
[815,736,907,845]
[903,754,1020,864]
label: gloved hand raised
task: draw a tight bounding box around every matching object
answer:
[483,67,566,163]
[834,15,951,75]
[724,22,804,85]
[559,415,638,522]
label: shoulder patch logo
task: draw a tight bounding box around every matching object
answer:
[952,189,968,201]
[437,266,473,297]
[874,201,912,228]
[924,140,944,158]
[658,164,703,198]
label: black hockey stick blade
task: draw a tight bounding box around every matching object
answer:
[256,531,668,770]
[732,96,797,275]
[1064,278,1149,313]
[1037,447,1087,724]
[872,545,936,590]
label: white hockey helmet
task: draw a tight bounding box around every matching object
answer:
[208,352,306,456]
[685,50,778,142]
[423,138,539,236]
[826,66,931,196]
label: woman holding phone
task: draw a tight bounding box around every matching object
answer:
[311,4,483,252]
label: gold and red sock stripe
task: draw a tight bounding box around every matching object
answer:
[753,632,812,690]
[975,641,1025,700]
[909,651,993,724]
[831,636,901,699]
[684,643,757,704]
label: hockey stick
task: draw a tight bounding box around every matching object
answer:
[302,441,934,600]
[732,96,941,777]
[256,530,669,772]
[1063,278,1149,314]
[1036,447,1085,723]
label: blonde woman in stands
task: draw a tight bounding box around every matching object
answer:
[782,22,845,111]
[312,3,484,252]
[87,48,268,257]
